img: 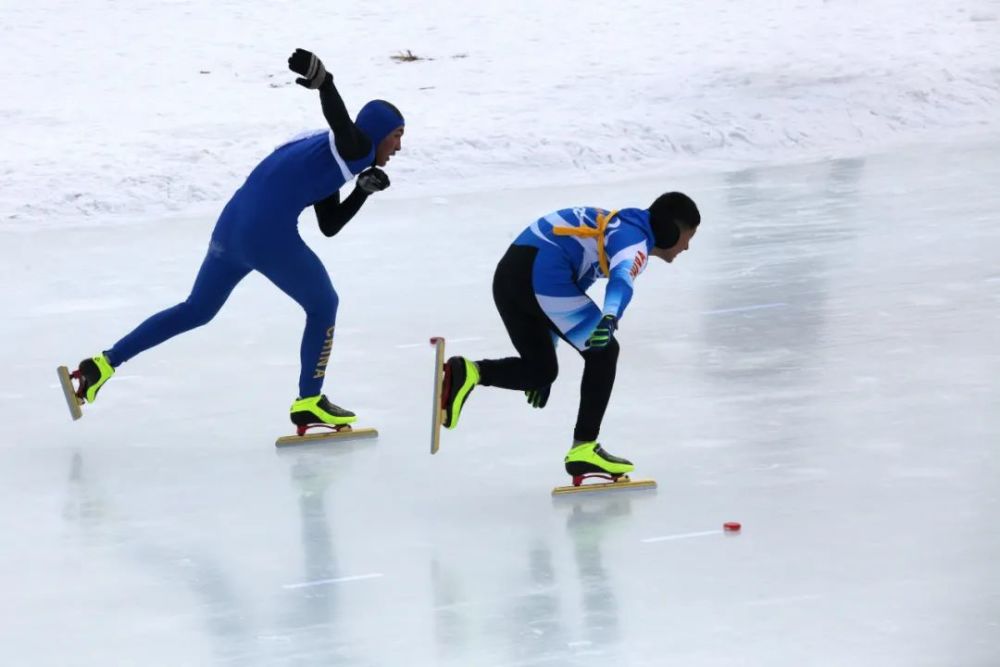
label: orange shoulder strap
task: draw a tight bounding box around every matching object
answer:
[551,209,619,277]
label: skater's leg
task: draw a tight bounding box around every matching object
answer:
[475,245,560,390]
[105,247,250,367]
[254,240,356,426]
[495,252,618,440]
[564,325,632,477]
[441,245,558,429]
[574,338,619,442]
[253,237,339,400]
[514,250,631,476]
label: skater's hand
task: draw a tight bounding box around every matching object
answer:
[526,385,550,409]
[356,167,390,194]
[586,315,618,349]
[288,48,329,89]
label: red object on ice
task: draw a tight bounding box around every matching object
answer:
[724,522,742,532]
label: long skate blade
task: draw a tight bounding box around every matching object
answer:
[429,337,446,455]
[275,427,379,447]
[57,366,83,421]
[552,476,657,496]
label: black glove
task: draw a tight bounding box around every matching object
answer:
[288,48,328,89]
[356,167,390,194]
[525,385,550,409]
[586,314,618,349]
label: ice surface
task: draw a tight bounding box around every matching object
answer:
[3,2,1000,661]
[1,139,998,665]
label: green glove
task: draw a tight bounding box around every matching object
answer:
[525,385,550,409]
[586,315,618,349]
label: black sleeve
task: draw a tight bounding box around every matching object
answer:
[318,75,373,162]
[314,187,370,237]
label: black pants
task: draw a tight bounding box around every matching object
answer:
[476,245,619,442]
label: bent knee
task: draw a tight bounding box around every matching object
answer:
[528,360,559,387]
[304,289,339,318]
[179,297,224,328]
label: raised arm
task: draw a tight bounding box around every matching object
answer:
[287,48,373,162]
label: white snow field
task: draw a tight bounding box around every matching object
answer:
[1,1,999,665]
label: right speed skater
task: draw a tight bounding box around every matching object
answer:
[440,192,701,479]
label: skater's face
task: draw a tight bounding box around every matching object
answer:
[376,127,404,167]
[651,225,697,263]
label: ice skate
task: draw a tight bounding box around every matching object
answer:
[553,441,656,495]
[564,441,634,478]
[276,394,377,446]
[290,394,358,427]
[56,353,115,420]
[441,355,479,430]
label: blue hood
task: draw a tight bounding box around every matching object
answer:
[355,100,405,147]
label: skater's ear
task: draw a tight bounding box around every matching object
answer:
[652,219,680,249]
[648,192,699,249]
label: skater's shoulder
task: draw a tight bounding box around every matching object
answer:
[274,128,331,152]
[614,208,654,234]
[615,207,651,223]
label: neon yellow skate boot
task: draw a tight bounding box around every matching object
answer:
[564,441,635,479]
[76,353,115,403]
[290,395,358,427]
[442,356,479,429]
